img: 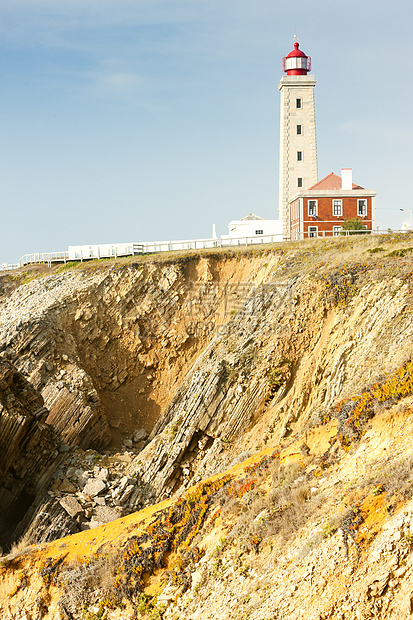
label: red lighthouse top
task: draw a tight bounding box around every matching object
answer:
[282,42,311,75]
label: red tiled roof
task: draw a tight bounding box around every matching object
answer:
[307,172,364,191]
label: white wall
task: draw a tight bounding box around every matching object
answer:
[222,219,283,239]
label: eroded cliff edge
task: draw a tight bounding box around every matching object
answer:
[1,234,413,619]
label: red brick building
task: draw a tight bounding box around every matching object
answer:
[289,169,376,240]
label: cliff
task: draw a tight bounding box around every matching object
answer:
[1,233,413,619]
[0,359,63,548]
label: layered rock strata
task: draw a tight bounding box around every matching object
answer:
[0,359,62,547]
[1,242,413,547]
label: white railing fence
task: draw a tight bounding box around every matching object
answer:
[19,251,70,267]
[0,229,410,273]
[68,243,144,261]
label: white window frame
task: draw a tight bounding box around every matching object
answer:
[308,226,318,238]
[297,151,303,161]
[333,199,343,216]
[308,200,318,217]
[297,124,302,135]
[333,226,342,236]
[298,177,303,188]
[357,199,367,216]
[296,98,302,109]
[255,229,263,235]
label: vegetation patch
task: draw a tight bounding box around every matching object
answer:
[8,572,27,598]
[267,360,292,392]
[320,263,371,305]
[340,506,363,557]
[40,555,66,587]
[243,451,279,476]
[386,247,413,258]
[366,455,413,505]
[331,359,413,449]
[340,218,370,234]
[117,475,231,595]
[46,476,233,618]
[57,261,81,273]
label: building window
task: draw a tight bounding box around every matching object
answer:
[297,125,302,135]
[333,199,343,216]
[333,226,342,236]
[296,98,302,109]
[297,151,303,161]
[358,199,367,216]
[298,178,303,188]
[308,226,318,238]
[308,200,317,216]
[255,229,263,235]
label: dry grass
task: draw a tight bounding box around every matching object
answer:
[58,549,122,616]
[0,532,34,567]
[219,459,327,551]
[264,477,321,542]
[367,455,413,502]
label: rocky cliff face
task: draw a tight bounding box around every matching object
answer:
[130,244,413,504]
[0,257,276,452]
[0,254,281,545]
[1,234,413,619]
[0,359,63,548]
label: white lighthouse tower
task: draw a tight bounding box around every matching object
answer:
[278,40,318,239]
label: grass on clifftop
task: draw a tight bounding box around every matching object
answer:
[1,230,413,282]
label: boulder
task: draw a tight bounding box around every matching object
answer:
[133,428,148,443]
[59,496,83,518]
[82,479,106,497]
[59,478,77,494]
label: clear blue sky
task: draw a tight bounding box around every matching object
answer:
[0,0,411,263]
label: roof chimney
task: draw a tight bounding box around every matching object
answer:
[341,168,353,190]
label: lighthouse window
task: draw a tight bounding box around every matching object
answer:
[333,200,343,216]
[296,98,302,109]
[308,200,317,216]
[358,199,367,216]
[255,229,264,235]
[297,125,302,135]
[297,177,303,188]
[297,151,303,161]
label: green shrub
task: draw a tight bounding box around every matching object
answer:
[57,261,80,272]
[340,218,369,234]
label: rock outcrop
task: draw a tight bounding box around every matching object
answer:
[0,359,62,548]
[0,259,276,453]
[130,257,413,503]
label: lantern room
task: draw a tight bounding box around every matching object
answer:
[282,42,311,75]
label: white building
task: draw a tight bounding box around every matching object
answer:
[221,213,282,240]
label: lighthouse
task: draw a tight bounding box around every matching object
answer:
[278,41,318,239]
